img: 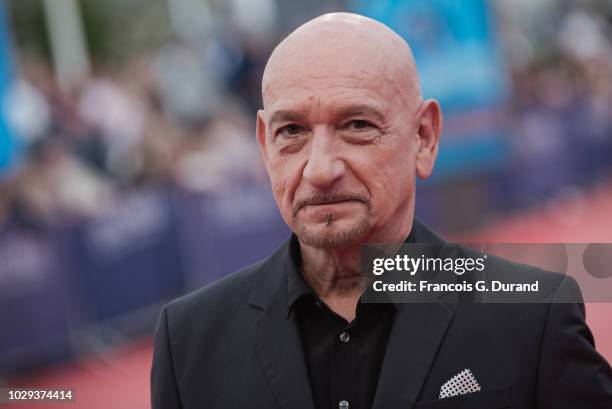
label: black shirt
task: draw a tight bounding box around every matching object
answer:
[286,236,397,409]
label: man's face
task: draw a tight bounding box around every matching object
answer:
[257,31,428,249]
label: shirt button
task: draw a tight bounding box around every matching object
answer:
[338,400,349,409]
[339,331,350,343]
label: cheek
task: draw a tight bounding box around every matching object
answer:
[267,156,303,214]
[355,141,416,215]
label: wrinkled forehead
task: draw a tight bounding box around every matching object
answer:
[264,59,392,110]
[262,24,420,113]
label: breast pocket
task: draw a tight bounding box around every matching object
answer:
[414,385,511,409]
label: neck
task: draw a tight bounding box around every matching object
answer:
[298,215,413,322]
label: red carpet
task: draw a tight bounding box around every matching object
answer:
[6,340,152,409]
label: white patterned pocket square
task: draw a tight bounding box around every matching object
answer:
[439,368,482,399]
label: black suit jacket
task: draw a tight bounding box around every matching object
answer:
[151,220,612,409]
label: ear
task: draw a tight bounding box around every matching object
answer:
[256,109,269,165]
[415,99,442,180]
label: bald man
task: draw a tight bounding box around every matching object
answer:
[151,13,612,409]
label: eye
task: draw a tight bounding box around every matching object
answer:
[346,119,374,131]
[277,124,304,138]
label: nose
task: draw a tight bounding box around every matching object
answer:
[302,126,346,190]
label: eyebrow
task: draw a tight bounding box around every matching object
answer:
[267,103,386,127]
[268,109,309,127]
[333,104,386,123]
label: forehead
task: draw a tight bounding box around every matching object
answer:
[263,58,402,119]
[261,20,420,118]
[266,83,390,119]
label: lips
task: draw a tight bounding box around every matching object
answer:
[292,193,370,218]
[296,200,362,219]
[306,199,355,206]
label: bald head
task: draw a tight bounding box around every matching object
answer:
[261,12,421,111]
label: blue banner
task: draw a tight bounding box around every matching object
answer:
[350,0,508,110]
[0,0,16,174]
[67,189,186,322]
[349,0,510,180]
[177,184,290,290]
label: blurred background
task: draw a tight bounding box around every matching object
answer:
[0,0,611,407]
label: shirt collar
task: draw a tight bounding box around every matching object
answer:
[285,229,417,318]
[286,235,314,318]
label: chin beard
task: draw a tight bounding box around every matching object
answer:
[293,213,373,249]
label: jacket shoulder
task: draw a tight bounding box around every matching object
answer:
[166,259,263,320]
[162,236,290,331]
[457,243,580,302]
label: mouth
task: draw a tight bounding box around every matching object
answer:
[305,199,356,206]
[293,194,370,219]
[295,200,363,220]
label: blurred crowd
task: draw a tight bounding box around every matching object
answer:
[502,1,612,207]
[0,38,271,230]
[1,0,612,231]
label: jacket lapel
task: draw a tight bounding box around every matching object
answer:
[371,219,458,409]
[248,240,316,409]
[371,301,455,409]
